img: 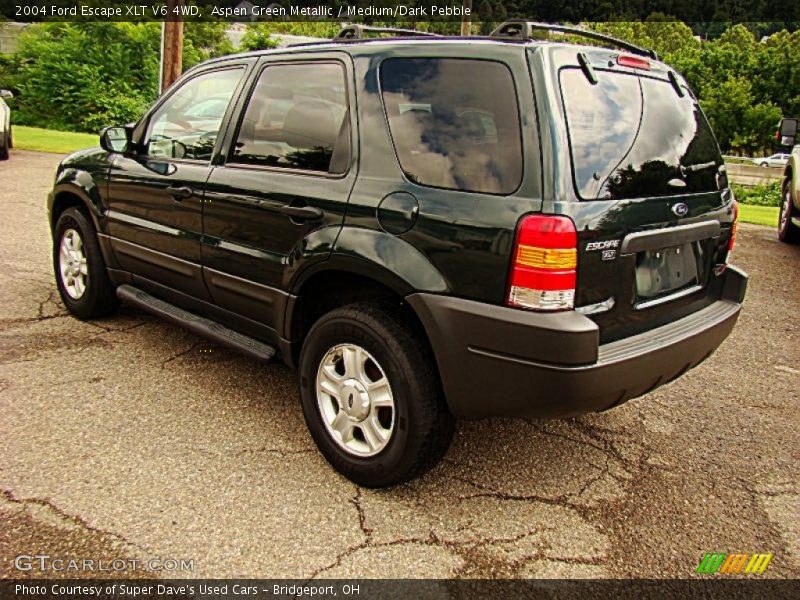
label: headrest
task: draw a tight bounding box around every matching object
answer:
[282,100,339,150]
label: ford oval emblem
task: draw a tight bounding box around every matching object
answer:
[672,202,689,217]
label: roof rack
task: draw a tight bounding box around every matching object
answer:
[490,20,657,60]
[335,24,440,41]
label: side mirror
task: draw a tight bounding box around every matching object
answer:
[100,126,130,153]
[778,118,798,148]
[0,90,13,100]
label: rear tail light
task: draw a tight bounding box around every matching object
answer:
[617,55,651,70]
[728,200,738,260]
[507,215,577,311]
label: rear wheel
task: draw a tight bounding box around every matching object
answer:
[53,207,119,318]
[778,177,800,244]
[299,302,454,487]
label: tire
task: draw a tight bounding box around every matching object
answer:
[760,162,768,168]
[299,302,455,487]
[53,207,119,318]
[0,129,8,161]
[778,177,800,244]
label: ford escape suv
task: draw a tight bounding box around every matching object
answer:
[48,22,747,487]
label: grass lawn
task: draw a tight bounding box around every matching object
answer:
[13,125,98,154]
[739,204,779,227]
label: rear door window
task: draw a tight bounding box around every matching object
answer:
[560,69,723,200]
[230,62,350,174]
[380,58,523,195]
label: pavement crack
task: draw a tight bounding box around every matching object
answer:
[161,341,204,368]
[527,420,633,474]
[235,446,314,458]
[351,487,373,541]
[37,289,68,321]
[0,488,148,556]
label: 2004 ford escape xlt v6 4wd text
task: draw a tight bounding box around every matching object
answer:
[48,21,747,487]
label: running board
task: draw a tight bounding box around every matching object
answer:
[116,284,276,362]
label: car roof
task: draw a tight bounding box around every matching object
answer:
[201,35,664,64]
[205,36,526,62]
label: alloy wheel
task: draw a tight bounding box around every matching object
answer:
[316,343,395,457]
[58,228,88,299]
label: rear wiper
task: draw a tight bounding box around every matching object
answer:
[680,161,717,175]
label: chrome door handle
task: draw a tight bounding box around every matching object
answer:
[277,204,323,221]
[165,185,193,200]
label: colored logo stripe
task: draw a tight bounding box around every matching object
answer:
[696,553,773,574]
[745,553,773,574]
[697,553,726,573]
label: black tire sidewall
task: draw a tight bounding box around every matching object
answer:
[779,179,800,243]
[298,308,440,487]
[53,208,113,318]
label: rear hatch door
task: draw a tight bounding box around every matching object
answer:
[555,52,735,342]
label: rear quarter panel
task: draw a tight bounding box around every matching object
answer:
[344,42,544,304]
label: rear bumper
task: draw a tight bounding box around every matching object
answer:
[407,265,747,420]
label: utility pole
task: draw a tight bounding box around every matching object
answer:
[160,0,184,93]
[460,0,473,36]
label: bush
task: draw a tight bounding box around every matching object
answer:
[3,21,233,134]
[732,182,782,207]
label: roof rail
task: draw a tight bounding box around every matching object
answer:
[490,20,657,60]
[335,24,440,41]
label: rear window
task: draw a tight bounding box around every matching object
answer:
[560,69,724,200]
[380,58,523,195]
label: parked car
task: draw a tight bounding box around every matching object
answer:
[0,89,12,161]
[47,22,747,486]
[778,119,800,243]
[754,153,790,168]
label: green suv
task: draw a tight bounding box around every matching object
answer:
[47,22,747,486]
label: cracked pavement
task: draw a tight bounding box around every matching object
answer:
[1,151,798,579]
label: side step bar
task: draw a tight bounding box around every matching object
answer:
[116,285,276,362]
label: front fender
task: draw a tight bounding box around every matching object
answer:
[50,176,105,227]
[49,147,113,230]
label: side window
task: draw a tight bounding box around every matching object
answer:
[144,68,243,161]
[230,62,350,174]
[379,58,523,194]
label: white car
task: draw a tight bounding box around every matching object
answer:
[754,153,790,168]
[0,89,12,161]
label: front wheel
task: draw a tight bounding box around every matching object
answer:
[299,302,454,487]
[53,207,119,318]
[0,128,8,161]
[778,178,800,244]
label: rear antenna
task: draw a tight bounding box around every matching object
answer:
[668,71,685,97]
[577,52,598,85]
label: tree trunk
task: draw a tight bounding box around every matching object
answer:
[461,0,473,36]
[161,0,184,92]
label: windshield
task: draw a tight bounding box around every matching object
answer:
[560,69,724,200]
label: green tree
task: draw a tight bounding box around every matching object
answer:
[478,0,494,35]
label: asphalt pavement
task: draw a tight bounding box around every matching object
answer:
[1,150,798,579]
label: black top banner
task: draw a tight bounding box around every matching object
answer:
[1,0,799,23]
